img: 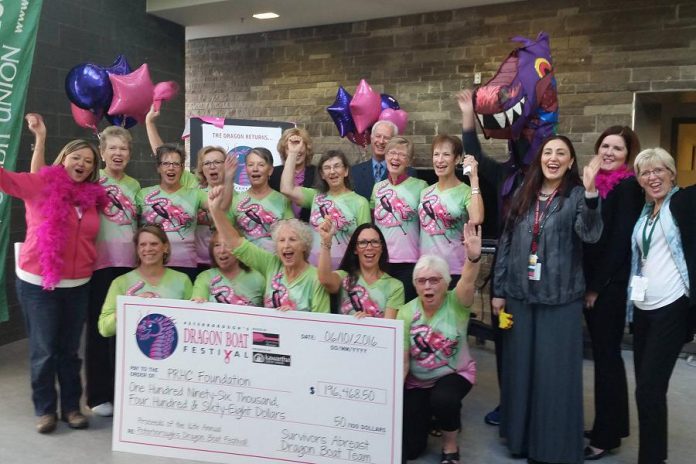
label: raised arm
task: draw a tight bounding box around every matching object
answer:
[317,217,342,293]
[279,147,306,205]
[454,222,482,307]
[462,155,484,225]
[145,105,164,155]
[208,184,243,250]
[26,113,47,173]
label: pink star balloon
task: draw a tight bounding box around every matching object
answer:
[379,108,409,134]
[107,63,154,122]
[349,79,381,134]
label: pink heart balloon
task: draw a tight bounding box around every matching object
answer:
[70,103,101,132]
[349,79,381,134]
[379,108,409,134]
[107,63,154,118]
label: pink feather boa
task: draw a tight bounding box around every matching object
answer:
[37,166,106,290]
[595,165,634,199]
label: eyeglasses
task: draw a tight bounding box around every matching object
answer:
[356,239,381,249]
[639,167,667,179]
[203,160,224,168]
[415,276,443,286]
[322,163,345,173]
[159,161,183,168]
[387,150,408,158]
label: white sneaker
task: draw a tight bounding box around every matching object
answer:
[91,402,114,417]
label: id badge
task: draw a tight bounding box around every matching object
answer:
[527,254,542,281]
[630,275,648,302]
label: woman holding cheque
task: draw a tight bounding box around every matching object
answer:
[399,222,482,464]
[98,225,193,338]
[492,135,602,464]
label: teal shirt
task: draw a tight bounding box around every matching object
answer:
[232,239,330,312]
[98,268,193,337]
[192,267,265,307]
[397,291,476,388]
[336,270,404,317]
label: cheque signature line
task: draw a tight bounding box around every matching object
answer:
[154,378,291,393]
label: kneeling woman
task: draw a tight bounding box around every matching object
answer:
[399,222,482,463]
[318,222,404,318]
[208,185,330,312]
[98,226,193,337]
[192,230,265,306]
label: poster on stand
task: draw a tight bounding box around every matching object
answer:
[113,296,403,464]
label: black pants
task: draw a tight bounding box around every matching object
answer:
[584,282,630,450]
[402,374,472,461]
[85,267,129,407]
[389,262,416,302]
[633,295,690,464]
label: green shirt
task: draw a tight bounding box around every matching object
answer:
[300,187,371,269]
[192,267,265,307]
[232,239,329,312]
[371,176,427,264]
[136,185,207,267]
[95,170,141,269]
[98,268,193,337]
[418,182,472,272]
[180,170,200,189]
[397,291,476,389]
[229,189,294,253]
[335,270,404,317]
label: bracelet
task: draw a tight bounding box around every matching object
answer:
[321,241,332,250]
[471,187,481,195]
[468,255,481,263]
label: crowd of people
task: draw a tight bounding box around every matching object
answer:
[2,91,693,464]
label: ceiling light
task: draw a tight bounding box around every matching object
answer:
[252,12,279,20]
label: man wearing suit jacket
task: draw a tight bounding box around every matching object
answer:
[351,120,416,200]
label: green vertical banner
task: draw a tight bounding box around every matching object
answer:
[0,0,44,322]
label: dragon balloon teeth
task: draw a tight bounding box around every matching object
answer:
[475,96,526,133]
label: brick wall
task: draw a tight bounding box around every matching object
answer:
[185,0,696,166]
[0,1,185,344]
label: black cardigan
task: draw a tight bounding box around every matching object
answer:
[669,184,696,338]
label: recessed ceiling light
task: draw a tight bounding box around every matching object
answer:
[252,12,279,20]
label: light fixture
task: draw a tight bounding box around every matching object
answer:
[252,12,279,20]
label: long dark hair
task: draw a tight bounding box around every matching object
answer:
[338,224,390,288]
[505,135,581,229]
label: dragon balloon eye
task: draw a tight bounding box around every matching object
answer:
[535,58,552,78]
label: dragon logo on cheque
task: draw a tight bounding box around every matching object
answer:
[135,314,178,360]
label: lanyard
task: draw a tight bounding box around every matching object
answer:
[531,189,557,255]
[641,213,659,261]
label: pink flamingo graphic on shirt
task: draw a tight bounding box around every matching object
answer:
[126,281,161,298]
[209,275,252,305]
[236,197,276,239]
[409,310,458,370]
[310,194,351,244]
[263,272,296,310]
[418,186,454,243]
[100,178,136,225]
[340,276,382,317]
[374,185,415,235]
[143,189,193,239]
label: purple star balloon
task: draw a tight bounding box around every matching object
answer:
[327,86,355,138]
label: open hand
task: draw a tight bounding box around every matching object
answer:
[462,221,482,261]
[583,155,602,193]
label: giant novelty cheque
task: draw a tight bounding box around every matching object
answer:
[113,296,403,464]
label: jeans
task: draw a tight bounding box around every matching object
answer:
[16,279,90,416]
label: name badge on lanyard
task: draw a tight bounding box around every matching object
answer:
[528,190,557,281]
[632,213,659,302]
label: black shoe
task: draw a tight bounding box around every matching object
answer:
[440,448,460,464]
[484,405,500,426]
[584,446,609,460]
[584,429,593,439]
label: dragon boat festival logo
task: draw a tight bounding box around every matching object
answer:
[135,314,179,360]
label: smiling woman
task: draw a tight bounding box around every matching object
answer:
[0,131,106,433]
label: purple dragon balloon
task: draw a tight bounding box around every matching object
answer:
[473,32,559,197]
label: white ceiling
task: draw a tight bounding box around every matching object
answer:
[147,0,517,40]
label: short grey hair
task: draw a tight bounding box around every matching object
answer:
[270,218,314,260]
[372,120,399,137]
[413,254,452,287]
[634,147,676,178]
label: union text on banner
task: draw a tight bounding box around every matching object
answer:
[0,0,44,322]
[113,296,403,463]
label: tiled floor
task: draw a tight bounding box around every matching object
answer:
[0,338,694,463]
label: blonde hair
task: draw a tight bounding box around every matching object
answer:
[277,127,313,163]
[195,145,227,187]
[385,136,413,162]
[99,126,132,152]
[634,147,676,178]
[52,139,100,183]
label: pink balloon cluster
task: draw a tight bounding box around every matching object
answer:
[66,56,179,132]
[327,79,409,147]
